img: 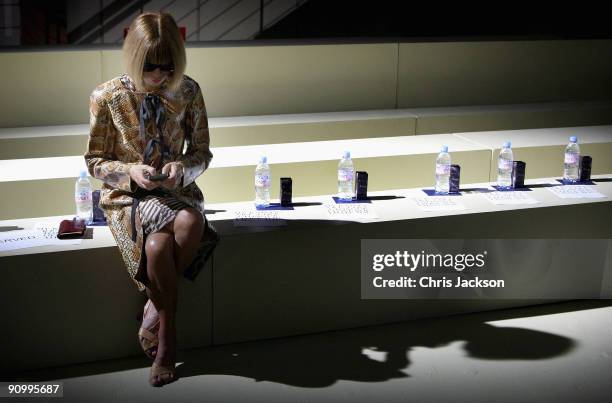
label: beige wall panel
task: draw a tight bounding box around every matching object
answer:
[0,177,102,221]
[210,117,416,147]
[415,107,612,135]
[0,51,102,127]
[184,44,398,117]
[103,44,398,117]
[213,201,612,344]
[398,40,612,108]
[4,40,612,127]
[100,49,124,82]
[0,247,213,373]
[0,136,89,160]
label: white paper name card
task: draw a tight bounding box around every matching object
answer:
[324,203,379,219]
[410,197,466,212]
[481,192,540,205]
[233,210,287,227]
[548,185,606,199]
[34,222,82,245]
[0,230,49,251]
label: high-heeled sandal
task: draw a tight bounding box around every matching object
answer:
[149,361,177,387]
[138,299,159,359]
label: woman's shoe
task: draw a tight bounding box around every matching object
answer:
[149,361,177,387]
[138,299,159,359]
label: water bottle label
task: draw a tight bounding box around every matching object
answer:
[498,160,513,170]
[255,174,270,187]
[75,191,92,203]
[436,164,450,175]
[338,170,354,181]
[564,153,579,164]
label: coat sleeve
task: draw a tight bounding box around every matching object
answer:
[84,88,138,192]
[177,84,213,187]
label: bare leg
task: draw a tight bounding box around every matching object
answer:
[144,227,177,386]
[137,213,160,358]
[140,208,214,384]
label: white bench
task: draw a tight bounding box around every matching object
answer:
[0,132,492,220]
[1,175,611,373]
[1,102,611,159]
[1,125,611,220]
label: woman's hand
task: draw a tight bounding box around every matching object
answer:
[160,162,184,190]
[128,164,159,190]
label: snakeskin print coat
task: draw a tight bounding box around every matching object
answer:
[84,74,213,292]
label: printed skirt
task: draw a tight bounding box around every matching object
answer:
[132,191,218,289]
[137,194,191,236]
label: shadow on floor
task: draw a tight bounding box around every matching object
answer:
[175,300,611,387]
[8,299,611,387]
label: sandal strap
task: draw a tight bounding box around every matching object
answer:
[138,327,158,343]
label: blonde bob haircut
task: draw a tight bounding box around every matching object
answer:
[123,12,186,92]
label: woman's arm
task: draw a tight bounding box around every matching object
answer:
[84,89,139,192]
[176,84,213,187]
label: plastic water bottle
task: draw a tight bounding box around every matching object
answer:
[435,145,451,194]
[75,169,93,224]
[563,136,580,183]
[254,156,271,207]
[337,151,355,201]
[497,141,513,189]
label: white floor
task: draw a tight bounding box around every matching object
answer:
[6,300,612,403]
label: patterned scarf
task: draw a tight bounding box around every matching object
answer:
[139,93,170,170]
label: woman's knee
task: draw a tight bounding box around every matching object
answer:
[145,231,174,260]
[174,208,204,240]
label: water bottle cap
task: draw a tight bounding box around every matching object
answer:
[441,145,448,153]
[79,169,87,178]
[259,156,267,164]
[503,141,511,148]
[343,151,351,159]
[570,136,577,142]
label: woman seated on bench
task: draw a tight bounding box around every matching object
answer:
[84,11,219,387]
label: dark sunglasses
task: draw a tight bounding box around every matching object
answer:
[143,62,174,72]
